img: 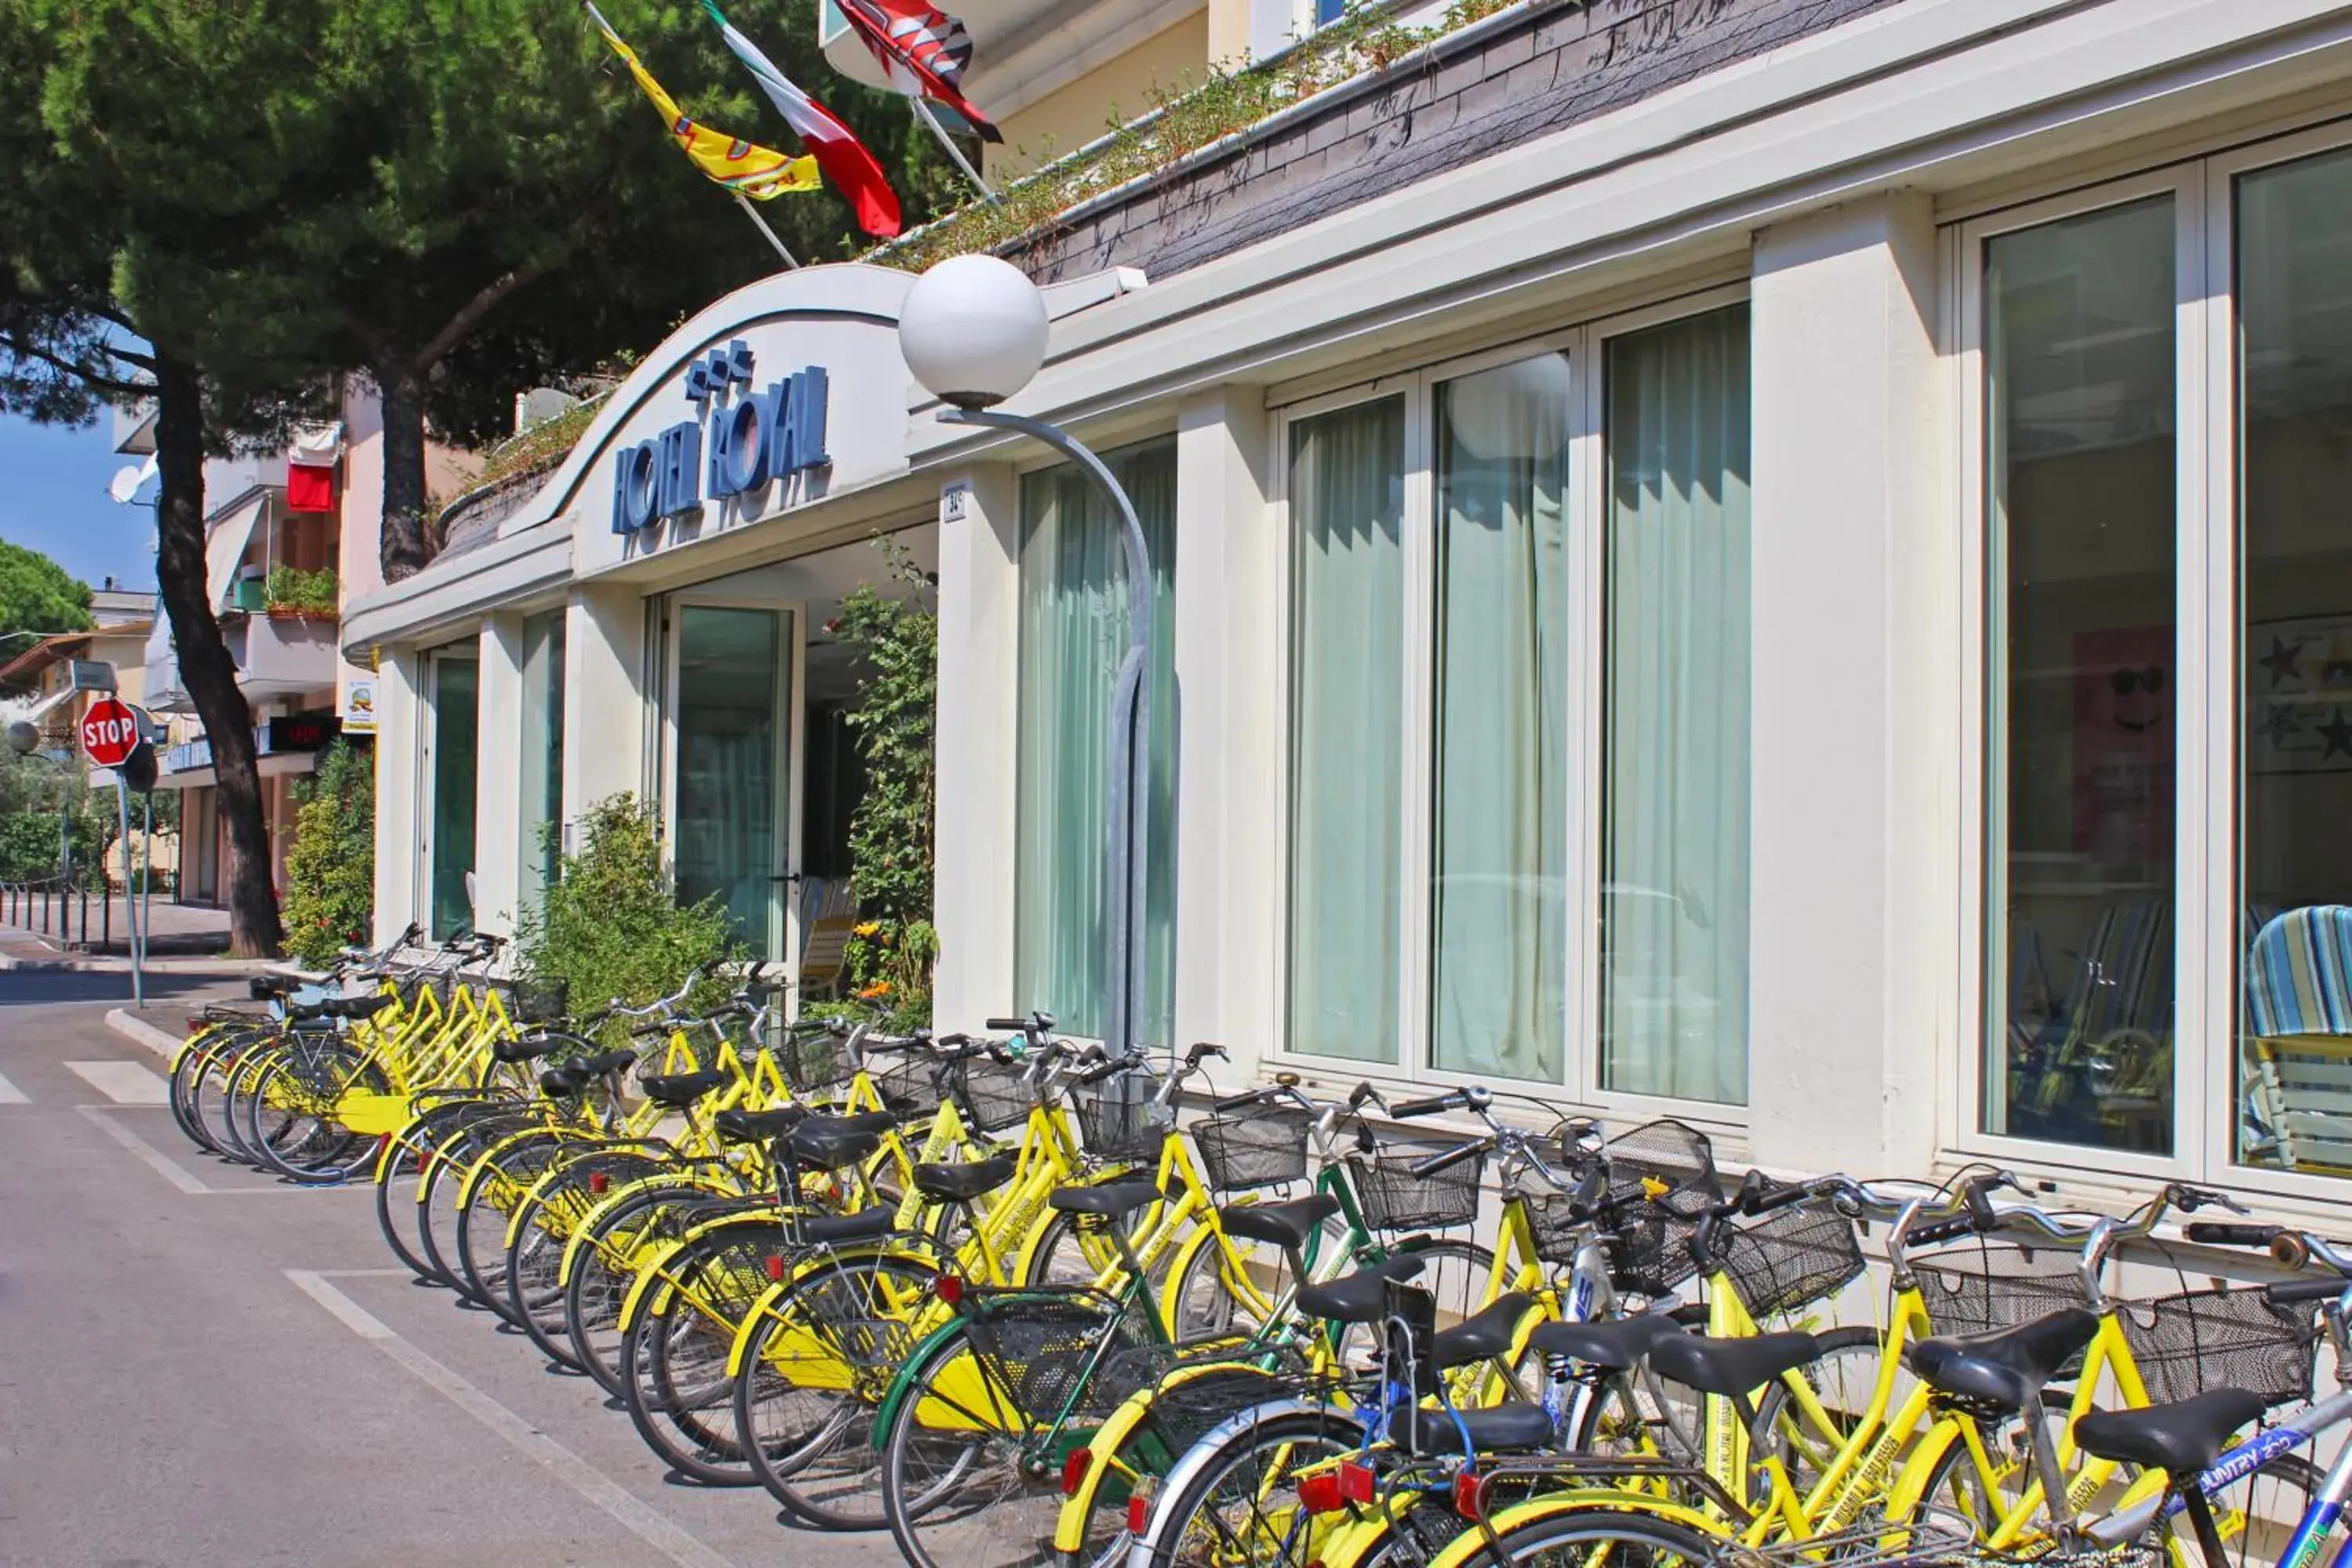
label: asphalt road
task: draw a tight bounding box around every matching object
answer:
[0,972,897,1568]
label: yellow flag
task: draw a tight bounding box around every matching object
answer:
[587,4,819,200]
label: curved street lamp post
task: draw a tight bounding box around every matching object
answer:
[898,256,1155,1061]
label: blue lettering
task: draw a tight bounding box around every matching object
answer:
[612,442,658,533]
[609,354,831,543]
[793,366,829,469]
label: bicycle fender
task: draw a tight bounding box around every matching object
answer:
[622,1211,795,1329]
[722,1279,797,1378]
[502,1144,678,1252]
[1127,1399,1371,1568]
[454,1126,555,1209]
[555,1171,720,1287]
[1416,1491,1726,1568]
[717,1246,930,1378]
[1056,1363,1301,1555]
[868,1310,985,1446]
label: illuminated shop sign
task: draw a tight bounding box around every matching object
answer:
[611,339,829,535]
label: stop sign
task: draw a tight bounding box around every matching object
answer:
[80,698,140,768]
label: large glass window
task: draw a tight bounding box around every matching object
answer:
[1015,437,1178,1044]
[1431,355,1573,1080]
[517,609,565,911]
[427,651,480,939]
[1983,197,2179,1155]
[673,605,783,955]
[2236,147,2352,1176]
[1601,307,1753,1104]
[1288,397,1406,1064]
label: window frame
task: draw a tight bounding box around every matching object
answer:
[1263,285,1755,1123]
[1949,122,2352,1203]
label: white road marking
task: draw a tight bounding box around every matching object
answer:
[285,1270,740,1568]
[73,1105,340,1196]
[76,1105,206,1193]
[0,1071,27,1105]
[65,1059,169,1104]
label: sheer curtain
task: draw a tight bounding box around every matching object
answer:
[1601,305,1751,1104]
[674,606,780,955]
[517,610,566,913]
[1015,438,1179,1044]
[1288,397,1406,1062]
[1432,354,1572,1081]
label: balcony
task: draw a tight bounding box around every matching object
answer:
[140,611,337,714]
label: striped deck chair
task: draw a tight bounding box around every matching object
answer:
[2245,906,2352,1176]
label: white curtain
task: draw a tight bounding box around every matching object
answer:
[1287,397,1406,1062]
[1431,354,1573,1080]
[1014,439,1179,1044]
[673,606,779,954]
[1600,306,1751,1104]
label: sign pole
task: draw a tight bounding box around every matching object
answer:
[141,792,153,970]
[117,779,140,1007]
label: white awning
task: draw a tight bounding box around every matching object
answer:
[205,493,267,612]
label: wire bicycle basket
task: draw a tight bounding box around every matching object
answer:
[1349,1138,1486,1231]
[1711,1200,1867,1319]
[1193,1109,1312,1192]
[1075,1065,1175,1163]
[953,1056,1036,1134]
[779,1025,859,1096]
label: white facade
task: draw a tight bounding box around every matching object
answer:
[345,0,2352,1223]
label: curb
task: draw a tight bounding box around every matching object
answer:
[105,1007,184,1063]
[0,938,283,978]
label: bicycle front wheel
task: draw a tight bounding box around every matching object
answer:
[1425,1505,1721,1568]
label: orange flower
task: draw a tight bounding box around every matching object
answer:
[853,920,883,938]
[855,981,892,1000]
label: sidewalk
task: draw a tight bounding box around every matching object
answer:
[0,901,285,977]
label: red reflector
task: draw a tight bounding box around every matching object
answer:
[935,1273,966,1305]
[1453,1470,1484,1520]
[1127,1494,1151,1534]
[1062,1447,1093,1496]
[589,1171,609,1195]
[765,1255,786,1282]
[1338,1461,1375,1504]
[1297,1473,1345,1515]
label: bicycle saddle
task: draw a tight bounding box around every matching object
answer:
[639,1069,730,1107]
[1529,1312,1686,1370]
[578,1048,636,1076]
[1394,1399,1555,1457]
[1295,1252,1429,1324]
[783,1121,883,1171]
[913,1153,1018,1203]
[1433,1293,1542,1371]
[1649,1330,1822,1398]
[1218,1193,1341,1250]
[1049,1178,1162,1220]
[714,1105,811,1145]
[492,1036,560,1064]
[325,994,395,1020]
[1906,1308,2099,1414]
[789,1206,897,1245]
[539,1065,590,1096]
[2073,1388,2267,1476]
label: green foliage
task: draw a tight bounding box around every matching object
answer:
[0,798,111,882]
[869,0,1536,272]
[450,388,615,513]
[826,535,937,1029]
[280,740,375,967]
[262,564,339,614]
[517,793,740,1041]
[0,539,93,654]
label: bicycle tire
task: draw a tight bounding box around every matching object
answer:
[737,1249,940,1529]
[246,1046,386,1183]
[1131,1406,1365,1568]
[1421,1504,1721,1568]
[622,1221,792,1485]
[506,1148,677,1368]
[453,1131,572,1319]
[564,1181,721,1396]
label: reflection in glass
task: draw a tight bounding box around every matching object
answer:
[674,606,781,954]
[430,653,480,939]
[1431,354,1571,1080]
[518,610,566,911]
[1015,438,1178,1044]
[1601,306,1751,1105]
[2236,147,2352,1175]
[1984,198,2177,1153]
[1288,397,1406,1063]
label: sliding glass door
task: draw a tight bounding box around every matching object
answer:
[425,648,480,939]
[666,602,795,960]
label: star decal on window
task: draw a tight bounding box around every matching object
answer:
[2259,635,2305,688]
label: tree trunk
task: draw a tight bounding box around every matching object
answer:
[378,364,432,583]
[152,353,281,958]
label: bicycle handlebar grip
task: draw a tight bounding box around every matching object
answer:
[1076,1058,1126,1086]
[1737,1171,1812,1217]
[1213,1087,1280,1113]
[1392,1093,1461,1120]
[2183,1221,2285,1248]
[1406,1139,1485,1179]
[1907,1214,1980,1247]
[2266,1277,2347,1305]
[935,1032,972,1047]
[1187,1041,1230,1064]
[984,1018,1031,1032]
[628,1019,672,1039]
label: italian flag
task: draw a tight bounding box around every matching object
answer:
[706,2,903,239]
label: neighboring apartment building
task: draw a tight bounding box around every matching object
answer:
[347,0,2352,1230]
[124,387,466,902]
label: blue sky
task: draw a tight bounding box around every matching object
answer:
[0,411,158,593]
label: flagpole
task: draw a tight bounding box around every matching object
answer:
[911,98,998,203]
[731,192,802,267]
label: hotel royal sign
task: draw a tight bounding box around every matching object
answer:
[611,339,829,537]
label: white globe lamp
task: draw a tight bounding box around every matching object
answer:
[4,720,38,757]
[898,255,1051,410]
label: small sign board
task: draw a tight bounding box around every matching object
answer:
[67,659,117,693]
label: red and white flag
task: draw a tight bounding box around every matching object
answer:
[705,2,903,238]
[836,0,1001,143]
